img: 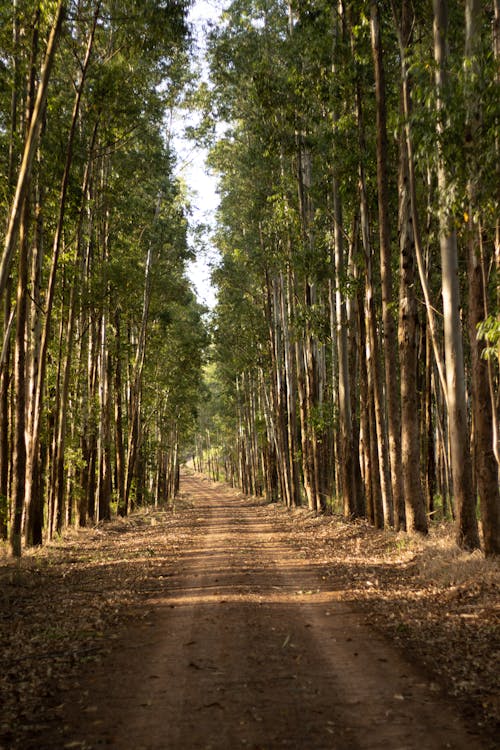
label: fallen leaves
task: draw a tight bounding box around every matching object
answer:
[0,508,191,749]
[0,496,498,748]
[271,506,500,739]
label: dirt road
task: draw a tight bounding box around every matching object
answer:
[55,474,486,749]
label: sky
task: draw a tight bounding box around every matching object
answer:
[173,0,226,310]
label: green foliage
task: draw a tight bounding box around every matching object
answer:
[477,316,500,362]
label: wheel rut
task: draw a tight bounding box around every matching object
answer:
[56,474,487,749]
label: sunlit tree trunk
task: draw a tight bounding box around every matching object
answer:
[0,0,20,541]
[433,0,480,549]
[0,1,65,304]
[10,10,40,556]
[25,6,100,540]
[11,200,30,556]
[296,144,321,511]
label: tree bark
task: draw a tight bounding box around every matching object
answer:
[9,9,40,556]
[465,0,500,555]
[124,196,161,513]
[433,0,480,550]
[370,0,404,530]
[392,0,448,405]
[398,127,428,534]
[25,5,100,539]
[10,200,30,556]
[332,176,359,518]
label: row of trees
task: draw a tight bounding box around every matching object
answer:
[0,0,207,556]
[194,0,500,555]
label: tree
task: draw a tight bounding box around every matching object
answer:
[1,0,204,555]
[432,0,480,550]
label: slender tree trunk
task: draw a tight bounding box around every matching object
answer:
[296,142,322,512]
[282,269,301,506]
[10,201,30,556]
[114,311,126,514]
[0,1,20,540]
[24,151,45,546]
[25,7,100,538]
[48,298,67,537]
[392,0,448,404]
[359,174,392,528]
[357,273,373,522]
[0,287,11,542]
[0,1,65,303]
[332,176,358,517]
[433,0,480,550]
[124,197,161,511]
[465,0,500,555]
[370,0,404,529]
[353,64,393,527]
[423,325,437,515]
[9,10,40,556]
[97,314,112,521]
[398,127,428,534]
[264,270,291,507]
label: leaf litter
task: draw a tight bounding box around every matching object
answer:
[0,485,498,748]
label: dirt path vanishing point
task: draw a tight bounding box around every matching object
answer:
[53,474,488,750]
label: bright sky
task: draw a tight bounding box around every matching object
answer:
[173,0,226,310]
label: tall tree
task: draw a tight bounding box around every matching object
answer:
[369,1,404,529]
[432,0,480,549]
[464,0,500,555]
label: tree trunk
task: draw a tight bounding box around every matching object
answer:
[360,176,392,528]
[392,0,448,404]
[465,0,500,555]
[353,63,393,526]
[124,196,161,513]
[331,176,358,518]
[25,7,100,539]
[281,269,301,506]
[0,1,20,541]
[10,200,30,556]
[370,0,404,529]
[0,1,65,303]
[433,0,480,550]
[398,127,428,534]
[114,311,126,514]
[9,10,40,556]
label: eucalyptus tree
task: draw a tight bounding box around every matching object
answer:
[431,0,480,550]
[463,0,500,555]
[201,0,499,556]
[1,0,203,554]
[370,1,404,529]
[207,2,307,506]
[207,0,353,512]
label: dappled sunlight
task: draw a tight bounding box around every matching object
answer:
[2,473,497,749]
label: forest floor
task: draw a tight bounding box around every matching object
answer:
[0,472,499,749]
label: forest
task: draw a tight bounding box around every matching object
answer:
[0,1,499,748]
[194,0,500,556]
[0,0,499,557]
[0,0,207,557]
